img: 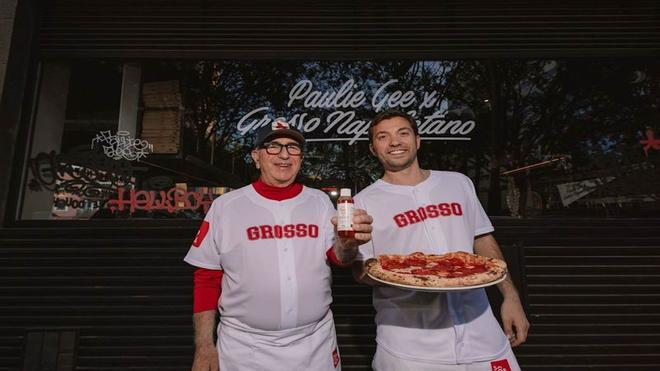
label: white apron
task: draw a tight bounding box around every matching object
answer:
[217,310,341,371]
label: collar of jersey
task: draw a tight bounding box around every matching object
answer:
[252,178,303,201]
[375,170,437,192]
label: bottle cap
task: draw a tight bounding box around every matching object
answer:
[340,188,351,197]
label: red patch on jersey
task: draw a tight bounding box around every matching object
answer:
[192,221,210,248]
[491,359,512,371]
[332,347,339,368]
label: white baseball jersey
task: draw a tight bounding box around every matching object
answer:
[355,171,511,365]
[184,184,341,370]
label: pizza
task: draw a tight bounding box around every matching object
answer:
[365,251,507,288]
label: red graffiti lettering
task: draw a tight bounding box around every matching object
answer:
[105,187,214,214]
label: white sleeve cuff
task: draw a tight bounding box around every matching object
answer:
[183,257,223,270]
[475,225,495,237]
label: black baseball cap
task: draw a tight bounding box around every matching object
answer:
[254,121,305,148]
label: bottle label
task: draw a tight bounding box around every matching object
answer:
[337,202,354,231]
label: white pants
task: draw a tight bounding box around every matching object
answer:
[373,346,521,371]
[217,310,340,371]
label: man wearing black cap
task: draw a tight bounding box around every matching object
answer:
[184,121,373,371]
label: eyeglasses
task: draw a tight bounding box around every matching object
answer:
[261,142,303,156]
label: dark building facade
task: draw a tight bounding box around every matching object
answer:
[1,1,660,370]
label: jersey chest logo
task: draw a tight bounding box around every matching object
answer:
[246,223,319,240]
[393,202,463,228]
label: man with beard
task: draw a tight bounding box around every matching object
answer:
[353,109,529,371]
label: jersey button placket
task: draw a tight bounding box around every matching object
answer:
[276,209,297,328]
[412,189,437,249]
[448,294,467,361]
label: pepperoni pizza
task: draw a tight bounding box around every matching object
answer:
[366,251,507,288]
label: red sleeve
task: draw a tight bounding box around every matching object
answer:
[326,246,350,267]
[193,268,223,313]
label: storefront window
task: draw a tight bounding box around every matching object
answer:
[18,60,659,220]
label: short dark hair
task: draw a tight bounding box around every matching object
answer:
[368,109,418,142]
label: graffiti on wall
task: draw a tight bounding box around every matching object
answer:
[640,128,660,157]
[27,146,224,218]
[105,186,214,215]
[91,130,153,161]
[27,147,141,199]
